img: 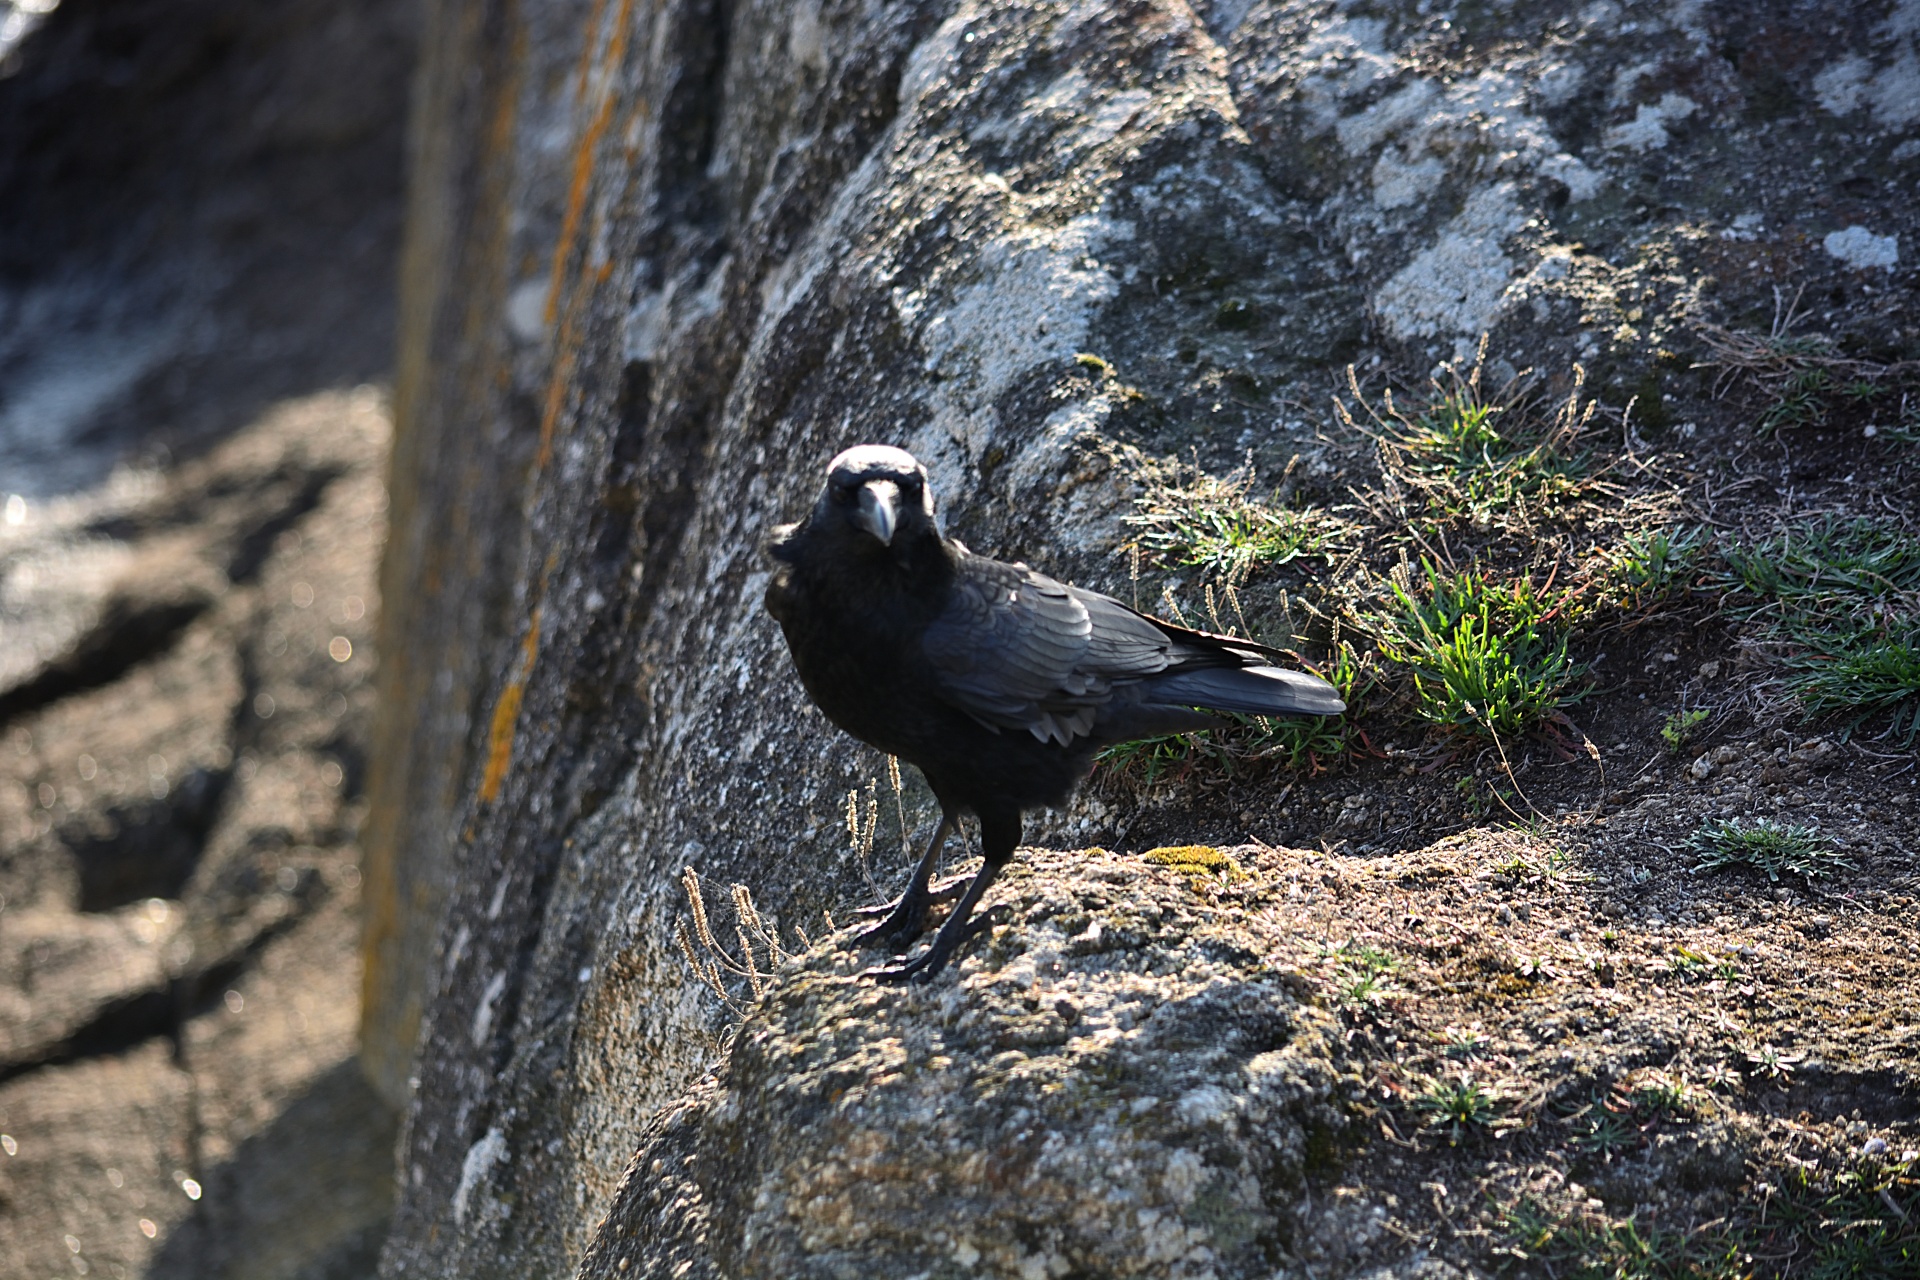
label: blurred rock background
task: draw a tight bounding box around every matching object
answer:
[0,1,415,1276]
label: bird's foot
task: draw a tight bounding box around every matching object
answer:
[860,912,999,986]
[849,874,969,920]
[848,892,931,954]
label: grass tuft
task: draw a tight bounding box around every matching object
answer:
[1411,1074,1501,1145]
[1501,1147,1919,1280]
[1321,939,1398,1007]
[1498,1197,1724,1280]
[1603,526,1708,611]
[1373,560,1586,738]
[1125,460,1348,586]
[1688,817,1853,883]
[1341,339,1595,528]
[1717,517,1920,740]
[1696,291,1920,438]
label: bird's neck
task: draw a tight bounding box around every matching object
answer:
[807,527,953,606]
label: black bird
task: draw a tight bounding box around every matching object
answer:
[765,445,1344,982]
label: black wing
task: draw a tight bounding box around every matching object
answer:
[922,552,1175,745]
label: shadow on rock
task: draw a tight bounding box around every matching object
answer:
[149,1056,398,1280]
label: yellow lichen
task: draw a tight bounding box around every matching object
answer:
[1142,845,1249,883]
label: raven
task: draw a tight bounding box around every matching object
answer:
[765,445,1343,982]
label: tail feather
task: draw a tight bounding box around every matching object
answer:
[1143,665,1345,717]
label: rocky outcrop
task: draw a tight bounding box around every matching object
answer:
[0,392,397,1280]
[366,0,1920,1275]
[579,847,1347,1280]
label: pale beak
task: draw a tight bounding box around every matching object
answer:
[853,479,899,545]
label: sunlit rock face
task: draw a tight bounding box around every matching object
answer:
[580,847,1344,1280]
[368,0,1920,1275]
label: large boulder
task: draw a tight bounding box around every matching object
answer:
[365,0,1920,1274]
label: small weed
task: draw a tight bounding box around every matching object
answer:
[1625,1071,1696,1118]
[1322,939,1399,1007]
[1605,526,1708,611]
[1493,842,1584,883]
[1454,775,1506,818]
[1095,731,1219,785]
[1715,517,1920,738]
[1516,955,1555,982]
[1412,1074,1501,1145]
[1498,1197,1729,1280]
[1572,1103,1641,1157]
[1125,460,1348,586]
[1342,340,1595,527]
[1697,1062,1743,1093]
[1881,394,1920,444]
[1503,1145,1920,1279]
[1697,290,1920,442]
[1759,365,1832,434]
[1761,1148,1920,1279]
[1558,1075,1700,1163]
[1690,817,1853,883]
[1661,707,1710,752]
[1744,1044,1804,1083]
[1665,944,1734,983]
[1438,1024,1492,1059]
[1374,560,1587,738]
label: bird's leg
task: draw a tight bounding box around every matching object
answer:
[852,872,969,916]
[866,809,1018,985]
[849,812,955,952]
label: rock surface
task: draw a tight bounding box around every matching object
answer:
[0,393,396,1280]
[0,0,415,1275]
[365,0,1920,1276]
[583,848,1345,1280]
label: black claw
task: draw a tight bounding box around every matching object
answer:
[851,873,968,919]
[848,895,929,952]
[859,906,1002,985]
[861,957,934,986]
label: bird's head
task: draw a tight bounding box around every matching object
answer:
[815,444,937,551]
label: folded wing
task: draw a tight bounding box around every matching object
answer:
[922,550,1342,746]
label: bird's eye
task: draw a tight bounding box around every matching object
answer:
[829,480,855,504]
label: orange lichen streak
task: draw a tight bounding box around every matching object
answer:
[534,0,636,472]
[479,608,543,804]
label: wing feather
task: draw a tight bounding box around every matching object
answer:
[923,555,1173,744]
[921,550,1339,745]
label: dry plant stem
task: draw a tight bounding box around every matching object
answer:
[1467,703,1545,826]
[1697,287,1919,392]
[677,867,794,1012]
[887,755,908,858]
